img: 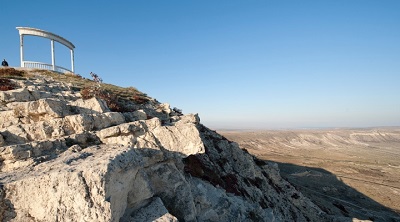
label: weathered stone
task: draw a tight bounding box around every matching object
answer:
[125,197,178,222]
[13,98,71,120]
[96,121,147,146]
[0,110,20,128]
[123,110,147,122]
[0,139,66,172]
[145,161,197,221]
[151,120,204,156]
[26,86,42,100]
[0,125,30,145]
[175,113,200,125]
[96,116,205,156]
[64,114,94,133]
[0,88,35,103]
[92,112,126,130]
[0,69,337,222]
[156,103,171,115]
[71,97,110,114]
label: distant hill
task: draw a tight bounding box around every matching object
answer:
[221,129,400,221]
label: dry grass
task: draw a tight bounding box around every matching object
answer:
[0,67,27,79]
[35,70,146,96]
[0,68,151,109]
[34,69,150,109]
[33,69,92,88]
[80,85,130,112]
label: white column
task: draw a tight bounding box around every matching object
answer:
[20,35,24,67]
[51,39,55,71]
[70,49,75,72]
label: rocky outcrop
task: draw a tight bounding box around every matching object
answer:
[0,70,336,221]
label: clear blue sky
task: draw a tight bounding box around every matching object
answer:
[1,1,399,129]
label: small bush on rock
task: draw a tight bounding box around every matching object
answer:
[133,95,149,104]
[79,72,150,110]
[90,72,102,83]
[81,85,130,112]
[173,107,183,115]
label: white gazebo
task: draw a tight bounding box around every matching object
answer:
[16,27,75,73]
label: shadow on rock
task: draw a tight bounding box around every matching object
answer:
[0,183,16,221]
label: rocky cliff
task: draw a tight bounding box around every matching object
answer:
[0,68,336,221]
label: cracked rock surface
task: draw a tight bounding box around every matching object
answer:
[0,70,339,221]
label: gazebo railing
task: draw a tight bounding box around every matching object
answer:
[22,61,72,74]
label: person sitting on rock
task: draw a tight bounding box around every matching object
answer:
[2,59,8,67]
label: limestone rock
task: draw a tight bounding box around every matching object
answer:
[65,112,126,134]
[0,110,20,128]
[123,110,147,122]
[0,69,339,222]
[0,88,34,103]
[92,112,126,130]
[151,117,204,155]
[70,97,110,114]
[124,197,178,222]
[96,116,205,156]
[6,98,70,121]
[96,121,148,146]
[0,125,30,145]
[0,139,67,172]
[156,103,171,115]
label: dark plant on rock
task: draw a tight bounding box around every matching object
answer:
[173,107,183,115]
[90,72,102,83]
[0,78,17,91]
[133,95,149,104]
[79,71,149,111]
[81,85,128,112]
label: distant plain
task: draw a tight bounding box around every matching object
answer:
[220,128,400,221]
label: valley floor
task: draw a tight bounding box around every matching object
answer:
[220,128,400,221]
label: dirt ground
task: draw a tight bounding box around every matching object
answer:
[220,128,400,221]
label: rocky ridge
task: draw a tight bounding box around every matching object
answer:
[0,69,337,221]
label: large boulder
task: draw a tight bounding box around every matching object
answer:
[7,98,70,121]
[96,115,205,156]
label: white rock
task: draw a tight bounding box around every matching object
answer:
[156,103,171,115]
[96,116,205,156]
[71,97,110,114]
[92,112,126,130]
[20,98,70,119]
[0,88,34,103]
[123,110,147,122]
[64,114,94,133]
[0,70,334,222]
[151,122,205,156]
[0,110,20,128]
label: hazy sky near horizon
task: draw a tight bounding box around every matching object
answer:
[1,1,399,129]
